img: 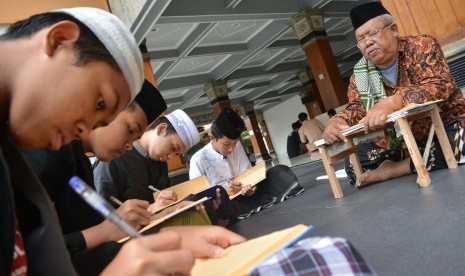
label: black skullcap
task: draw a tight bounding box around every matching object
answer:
[350,2,390,31]
[134,80,167,124]
[214,108,246,140]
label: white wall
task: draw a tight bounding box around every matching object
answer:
[263,95,307,166]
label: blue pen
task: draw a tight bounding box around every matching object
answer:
[68,176,140,239]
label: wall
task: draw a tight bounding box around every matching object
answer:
[263,95,307,166]
[381,0,465,45]
[0,0,109,24]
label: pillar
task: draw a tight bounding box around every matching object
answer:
[256,112,276,156]
[140,42,159,89]
[243,102,271,161]
[204,80,232,116]
[297,69,325,118]
[289,10,348,109]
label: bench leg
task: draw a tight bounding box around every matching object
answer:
[346,138,363,180]
[429,108,458,169]
[396,117,431,187]
[319,146,344,199]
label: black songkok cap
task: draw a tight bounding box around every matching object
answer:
[350,2,390,31]
[134,80,167,124]
[214,108,246,140]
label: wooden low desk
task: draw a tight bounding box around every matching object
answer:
[315,103,458,199]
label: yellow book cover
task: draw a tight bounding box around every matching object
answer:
[229,161,266,199]
[191,224,313,276]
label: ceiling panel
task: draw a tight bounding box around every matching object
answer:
[123,0,375,118]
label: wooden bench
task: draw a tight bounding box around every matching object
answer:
[315,102,458,199]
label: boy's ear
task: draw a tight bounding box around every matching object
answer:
[44,21,80,57]
[156,123,168,136]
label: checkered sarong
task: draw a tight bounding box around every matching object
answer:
[250,237,376,276]
[353,57,386,111]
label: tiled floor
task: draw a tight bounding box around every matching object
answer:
[229,160,465,275]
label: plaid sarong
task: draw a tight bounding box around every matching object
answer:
[250,236,376,276]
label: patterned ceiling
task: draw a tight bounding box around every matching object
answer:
[127,0,375,117]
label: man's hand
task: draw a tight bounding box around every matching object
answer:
[322,117,350,145]
[160,225,246,258]
[362,95,403,133]
[213,188,222,210]
[241,184,256,196]
[83,199,152,246]
[115,199,151,229]
[226,181,242,195]
[148,190,178,214]
[102,231,194,276]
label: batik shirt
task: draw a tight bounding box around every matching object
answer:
[335,35,465,148]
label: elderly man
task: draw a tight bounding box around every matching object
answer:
[322,2,465,188]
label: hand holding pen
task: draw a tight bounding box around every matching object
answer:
[148,190,178,214]
[69,176,149,239]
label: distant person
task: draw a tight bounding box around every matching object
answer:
[189,108,291,217]
[298,112,325,153]
[287,121,302,159]
[327,108,337,118]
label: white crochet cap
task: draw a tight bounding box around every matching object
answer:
[165,110,200,150]
[55,7,143,102]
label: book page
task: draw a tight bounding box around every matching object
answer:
[191,224,311,276]
[229,162,266,199]
[118,197,210,243]
[152,175,210,201]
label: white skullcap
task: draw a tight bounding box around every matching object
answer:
[55,7,143,102]
[165,110,200,150]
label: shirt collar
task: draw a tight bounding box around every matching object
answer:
[397,37,407,55]
[133,140,149,159]
[206,142,227,161]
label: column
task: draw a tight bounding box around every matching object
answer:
[140,42,159,89]
[296,69,325,118]
[289,10,348,109]
[243,102,271,161]
[256,112,276,157]
[204,80,232,116]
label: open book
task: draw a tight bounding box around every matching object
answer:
[118,196,211,243]
[191,224,313,276]
[152,175,217,210]
[229,161,266,199]
[151,162,266,204]
[314,99,444,147]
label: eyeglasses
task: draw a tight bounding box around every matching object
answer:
[356,24,392,48]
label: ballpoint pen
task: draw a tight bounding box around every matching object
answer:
[109,196,124,206]
[148,185,161,193]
